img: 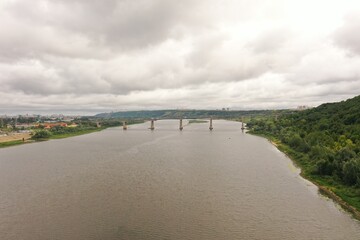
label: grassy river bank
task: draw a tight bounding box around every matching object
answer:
[248,131,360,220]
[0,128,105,148]
[0,120,144,149]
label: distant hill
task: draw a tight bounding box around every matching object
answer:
[94,109,283,119]
[300,95,360,130]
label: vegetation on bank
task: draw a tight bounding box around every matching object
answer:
[95,109,289,119]
[30,119,144,141]
[0,140,27,148]
[188,119,208,124]
[246,95,360,214]
[0,119,145,148]
[31,127,104,140]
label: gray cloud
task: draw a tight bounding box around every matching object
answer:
[334,13,360,55]
[0,0,360,114]
[248,29,292,54]
[2,0,208,57]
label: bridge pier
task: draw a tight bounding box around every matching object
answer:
[179,118,183,131]
[123,121,127,130]
[209,118,213,131]
[150,119,155,130]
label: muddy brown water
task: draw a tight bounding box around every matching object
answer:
[1,120,360,240]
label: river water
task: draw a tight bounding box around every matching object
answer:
[0,120,359,240]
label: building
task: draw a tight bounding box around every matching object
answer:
[39,122,68,129]
[297,105,312,111]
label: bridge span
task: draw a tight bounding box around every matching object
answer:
[121,118,246,131]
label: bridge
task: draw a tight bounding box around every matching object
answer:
[121,118,246,131]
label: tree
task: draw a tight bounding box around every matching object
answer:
[288,134,310,153]
[335,147,356,162]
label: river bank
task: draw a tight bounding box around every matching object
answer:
[0,120,146,149]
[0,132,31,143]
[248,131,360,221]
[0,139,33,148]
[0,132,33,148]
[0,128,104,149]
[1,125,126,149]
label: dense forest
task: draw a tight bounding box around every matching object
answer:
[247,95,360,210]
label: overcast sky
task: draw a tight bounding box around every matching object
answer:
[1,0,360,114]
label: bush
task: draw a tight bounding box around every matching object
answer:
[288,134,310,153]
[315,159,335,175]
[342,158,360,185]
[32,130,51,139]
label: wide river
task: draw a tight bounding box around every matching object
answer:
[1,120,360,240]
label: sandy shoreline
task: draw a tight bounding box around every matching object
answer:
[0,133,31,143]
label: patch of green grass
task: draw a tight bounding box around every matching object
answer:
[49,128,104,139]
[188,119,208,124]
[334,188,360,211]
[0,140,25,148]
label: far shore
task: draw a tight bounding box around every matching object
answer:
[0,120,146,149]
[0,129,102,149]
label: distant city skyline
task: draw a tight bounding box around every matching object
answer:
[0,105,315,116]
[1,0,360,114]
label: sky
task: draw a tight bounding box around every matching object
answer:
[1,0,360,115]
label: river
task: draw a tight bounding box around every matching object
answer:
[0,120,359,240]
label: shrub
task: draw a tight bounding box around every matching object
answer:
[32,130,51,139]
[342,158,360,186]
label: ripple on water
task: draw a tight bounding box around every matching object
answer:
[0,120,360,240]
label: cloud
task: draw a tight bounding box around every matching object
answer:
[0,0,360,114]
[334,12,360,55]
[248,28,292,54]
